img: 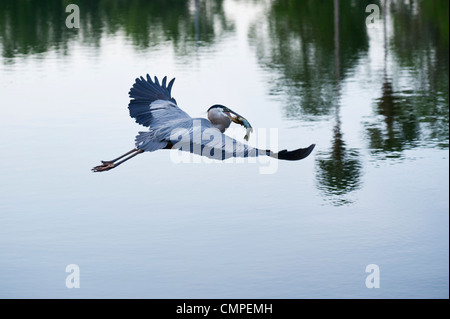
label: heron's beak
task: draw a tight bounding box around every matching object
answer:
[224,108,251,127]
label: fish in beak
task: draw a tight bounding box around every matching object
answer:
[223,107,254,141]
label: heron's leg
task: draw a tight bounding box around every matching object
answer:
[113,149,144,167]
[92,149,144,172]
[101,148,138,164]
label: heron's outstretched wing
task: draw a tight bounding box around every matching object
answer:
[162,118,256,159]
[168,119,315,160]
[128,74,191,127]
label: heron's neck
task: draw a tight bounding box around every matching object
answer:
[212,122,229,133]
[207,109,231,133]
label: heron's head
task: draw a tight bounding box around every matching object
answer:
[207,104,250,133]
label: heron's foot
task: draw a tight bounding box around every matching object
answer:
[92,162,115,172]
[101,160,113,164]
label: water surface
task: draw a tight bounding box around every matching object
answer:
[0,0,448,298]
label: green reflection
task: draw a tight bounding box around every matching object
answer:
[316,119,362,206]
[0,0,233,62]
[366,78,422,155]
[365,0,449,155]
[249,0,373,118]
[0,0,447,207]
[314,0,362,206]
[248,0,447,204]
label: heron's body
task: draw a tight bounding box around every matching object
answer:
[92,74,315,172]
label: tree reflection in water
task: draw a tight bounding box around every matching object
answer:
[315,0,362,206]
[0,0,447,206]
[0,0,234,62]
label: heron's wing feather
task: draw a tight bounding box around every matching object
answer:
[170,119,263,159]
[169,119,315,160]
[200,129,260,159]
[128,75,190,127]
[135,118,315,160]
[135,131,168,152]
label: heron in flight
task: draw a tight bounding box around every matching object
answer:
[92,75,315,172]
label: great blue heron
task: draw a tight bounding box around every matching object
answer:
[92,75,315,172]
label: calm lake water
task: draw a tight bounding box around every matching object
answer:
[0,0,448,298]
